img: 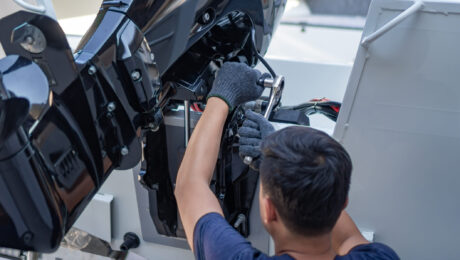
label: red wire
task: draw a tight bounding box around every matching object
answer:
[192,103,204,112]
[309,98,340,113]
[310,98,330,102]
[331,106,340,113]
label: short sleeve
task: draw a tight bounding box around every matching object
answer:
[193,213,255,260]
[337,243,400,260]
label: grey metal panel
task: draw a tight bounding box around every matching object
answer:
[74,193,113,242]
[306,0,371,16]
[334,1,460,259]
[100,169,194,260]
[133,165,190,249]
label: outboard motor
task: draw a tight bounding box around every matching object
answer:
[0,0,286,252]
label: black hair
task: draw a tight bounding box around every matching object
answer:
[259,126,352,236]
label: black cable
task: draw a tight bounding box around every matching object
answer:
[251,29,276,78]
[256,52,276,78]
[281,99,342,122]
[285,101,342,111]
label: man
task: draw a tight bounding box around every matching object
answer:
[174,62,398,259]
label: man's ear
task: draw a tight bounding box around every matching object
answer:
[263,197,277,223]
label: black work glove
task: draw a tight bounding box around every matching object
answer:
[207,62,264,112]
[238,110,275,171]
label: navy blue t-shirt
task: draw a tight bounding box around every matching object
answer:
[193,213,399,260]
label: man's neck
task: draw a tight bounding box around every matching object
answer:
[273,231,336,260]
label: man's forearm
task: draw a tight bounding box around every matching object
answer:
[175,97,229,249]
[177,98,229,184]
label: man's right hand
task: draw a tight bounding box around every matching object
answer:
[238,110,275,170]
[207,62,264,112]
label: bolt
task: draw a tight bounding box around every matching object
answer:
[234,214,246,229]
[121,146,129,156]
[22,232,33,245]
[148,122,159,132]
[107,102,116,112]
[131,70,141,81]
[150,53,155,61]
[25,35,34,44]
[202,12,211,24]
[120,232,140,251]
[88,65,97,75]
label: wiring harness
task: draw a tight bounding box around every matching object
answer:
[282,98,341,122]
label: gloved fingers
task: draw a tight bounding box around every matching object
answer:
[245,110,275,136]
[246,67,264,94]
[209,62,265,111]
[252,67,262,79]
[245,109,267,124]
[242,118,259,129]
[238,126,260,138]
[239,145,261,159]
[249,159,261,171]
[253,81,265,98]
[220,62,258,80]
[242,63,261,80]
[218,62,242,75]
[239,136,261,146]
[259,72,271,83]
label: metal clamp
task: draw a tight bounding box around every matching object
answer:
[243,75,284,166]
[361,0,424,48]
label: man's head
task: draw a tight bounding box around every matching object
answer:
[258,126,352,237]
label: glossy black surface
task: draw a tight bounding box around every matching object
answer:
[0,0,285,252]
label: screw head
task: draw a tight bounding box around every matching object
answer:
[148,122,160,132]
[202,12,211,24]
[88,65,97,75]
[107,102,116,112]
[22,232,33,245]
[131,70,141,81]
[25,35,34,44]
[121,146,129,156]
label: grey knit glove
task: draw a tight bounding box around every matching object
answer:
[238,110,275,171]
[208,62,264,112]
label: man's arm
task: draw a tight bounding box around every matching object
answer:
[174,97,228,249]
[174,62,264,250]
[332,210,370,255]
